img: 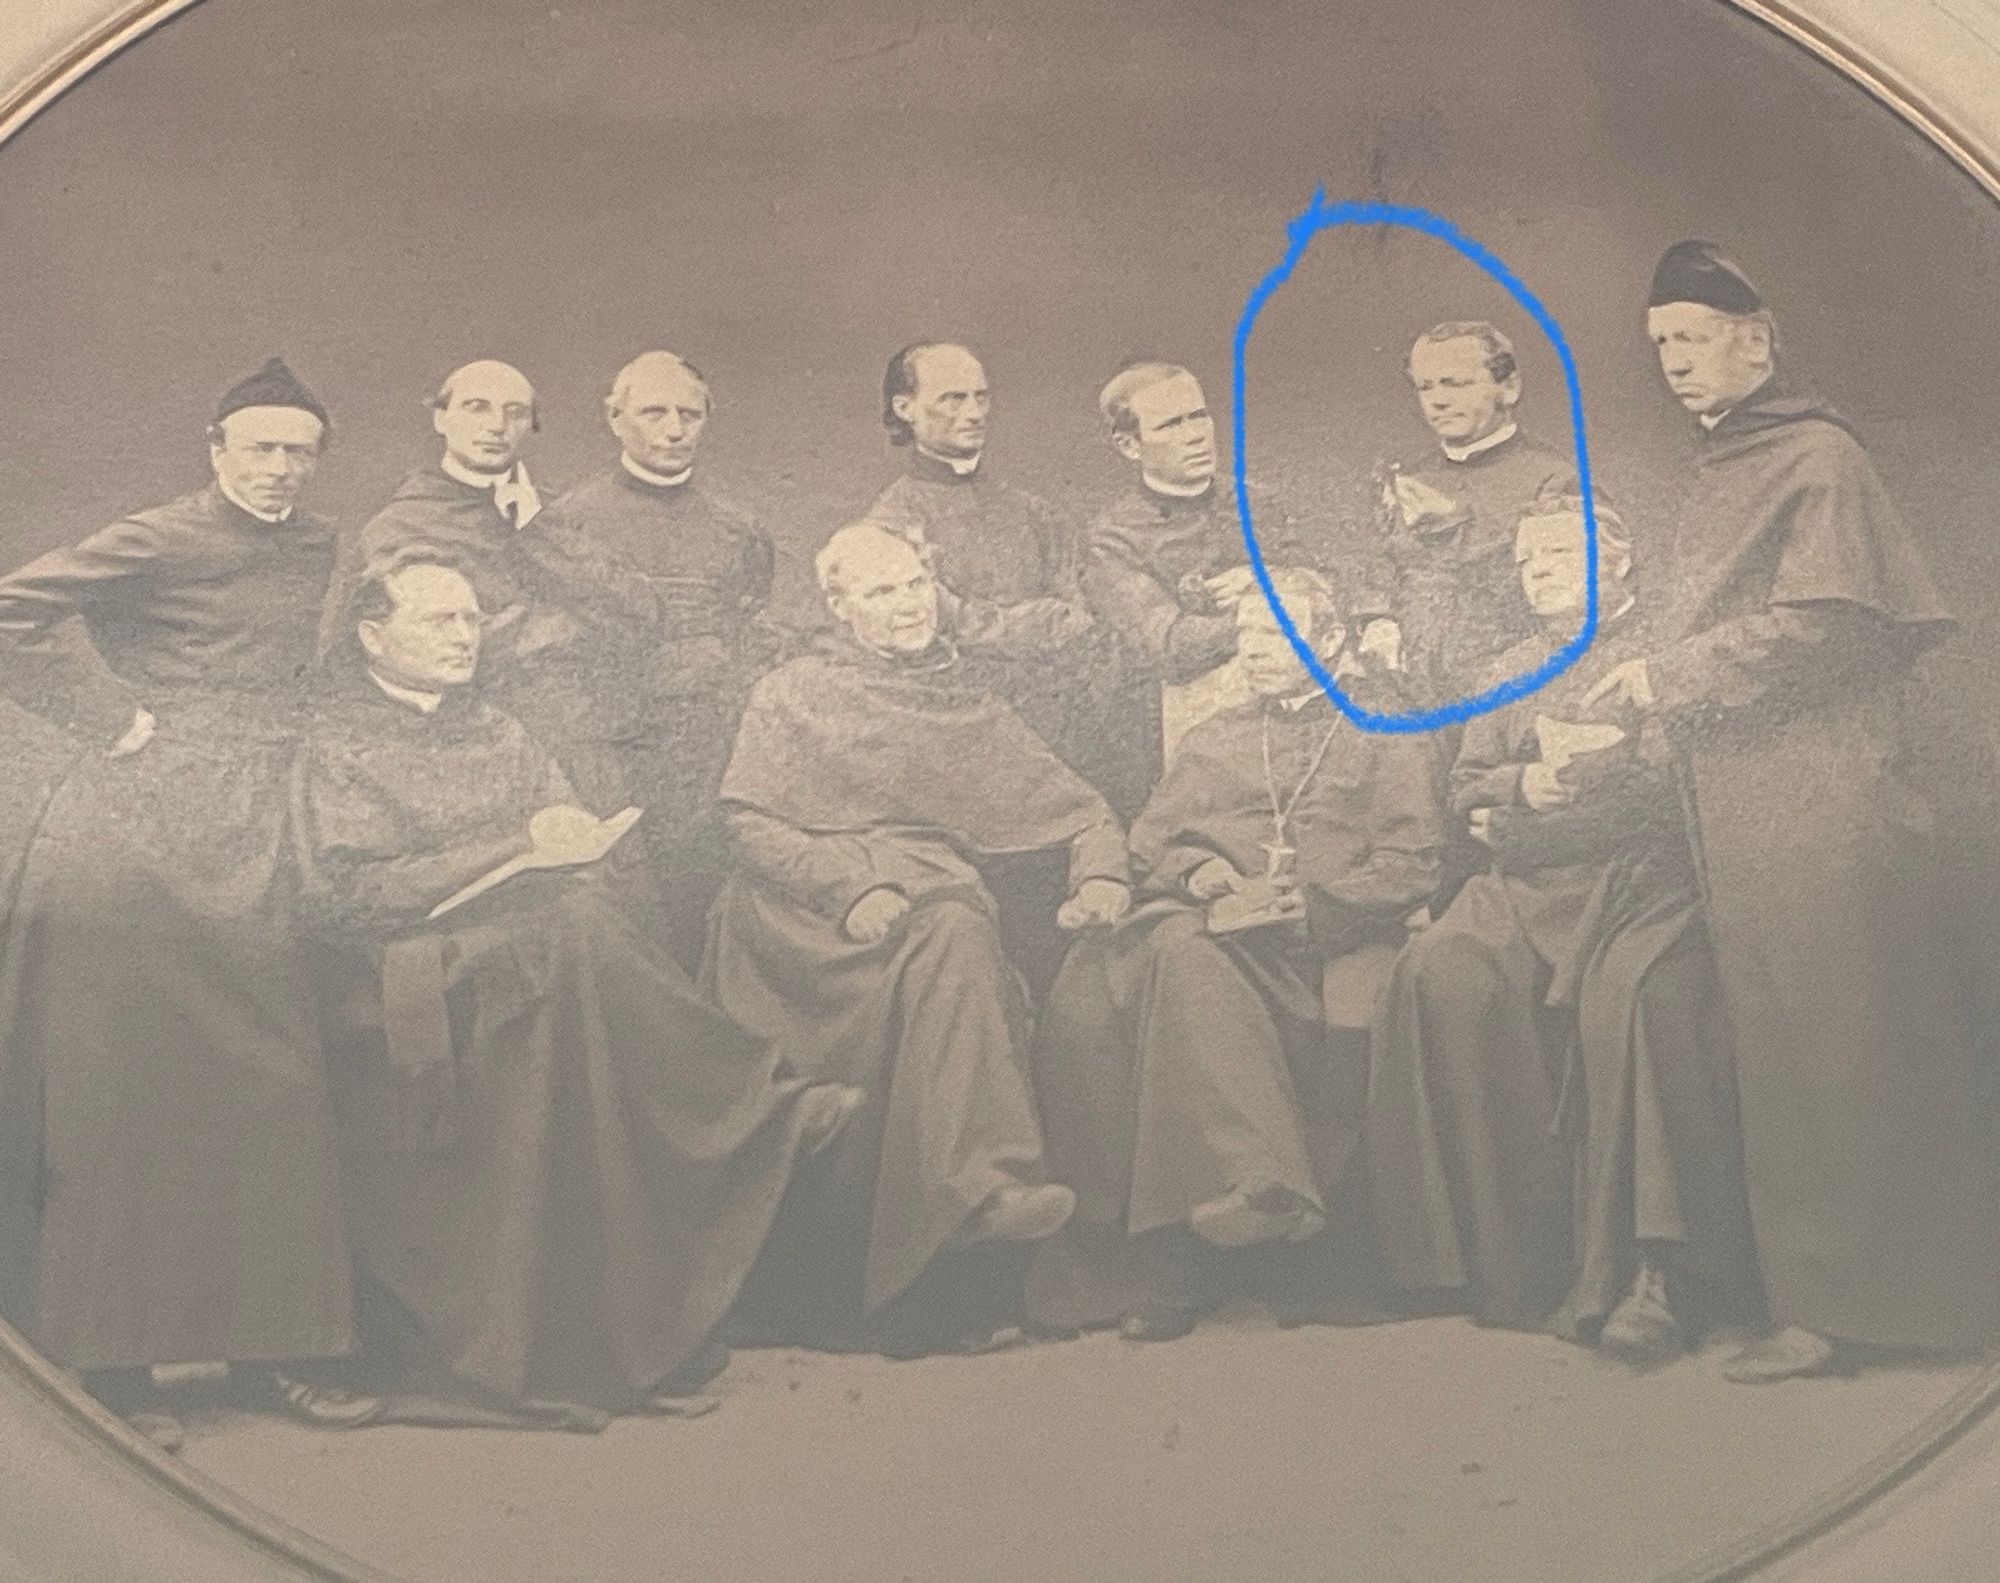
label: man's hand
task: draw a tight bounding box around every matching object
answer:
[1202,566,1258,606]
[1186,856,1246,901]
[109,708,156,757]
[1581,657,1656,715]
[1057,877,1131,930]
[843,886,911,944]
[1519,763,1572,813]
[1389,473,1461,527]
[1357,618,1404,673]
[1467,807,1496,846]
[521,805,640,870]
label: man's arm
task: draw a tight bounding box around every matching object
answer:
[1080,531,1236,683]
[1449,699,1527,813]
[1308,740,1448,950]
[0,522,156,746]
[1642,600,1897,714]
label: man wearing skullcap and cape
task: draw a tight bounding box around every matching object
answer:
[703,522,1131,1355]
[0,359,375,1447]
[1582,241,1999,1379]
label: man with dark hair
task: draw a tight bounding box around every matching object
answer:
[1030,570,1443,1343]
[1369,496,1759,1356]
[297,551,860,1425]
[1581,241,1999,1380]
[1361,319,1580,707]
[703,523,1129,1357]
[0,358,374,1449]
[865,342,1142,813]
[528,350,783,969]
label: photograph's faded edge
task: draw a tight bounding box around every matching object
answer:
[0,2,1994,1580]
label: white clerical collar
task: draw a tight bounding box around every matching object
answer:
[441,452,518,491]
[216,476,292,524]
[621,453,694,488]
[1440,421,1518,464]
[1142,472,1213,499]
[369,669,444,714]
[917,445,982,477]
[1606,592,1637,622]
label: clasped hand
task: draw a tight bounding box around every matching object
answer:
[520,805,634,871]
[1057,876,1130,930]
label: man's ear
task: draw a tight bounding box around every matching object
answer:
[889,392,917,428]
[1111,430,1142,464]
[357,619,385,663]
[430,405,450,441]
[1498,372,1524,410]
[824,590,850,628]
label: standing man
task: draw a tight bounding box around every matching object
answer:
[0,359,375,1447]
[530,351,783,969]
[1365,321,1578,708]
[866,342,1142,812]
[1583,241,1999,1379]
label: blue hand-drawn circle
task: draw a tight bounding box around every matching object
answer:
[1233,191,1601,734]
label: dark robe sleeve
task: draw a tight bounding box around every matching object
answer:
[724,806,988,920]
[298,733,559,932]
[1645,601,1896,715]
[1450,700,1528,813]
[1081,530,1235,683]
[0,521,155,745]
[954,499,1095,656]
[1066,818,1131,892]
[1126,735,1241,894]
[1305,740,1446,951]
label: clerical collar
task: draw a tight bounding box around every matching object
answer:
[1699,370,1777,431]
[915,445,982,478]
[1440,421,1518,463]
[442,452,520,491]
[368,669,444,714]
[215,476,292,524]
[621,453,693,488]
[1142,472,1214,500]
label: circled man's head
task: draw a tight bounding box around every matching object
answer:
[1407,321,1522,450]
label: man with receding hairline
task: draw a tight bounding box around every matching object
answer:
[529,349,783,967]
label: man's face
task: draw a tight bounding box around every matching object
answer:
[895,345,989,459]
[608,362,709,476]
[1236,597,1335,699]
[1515,516,1591,619]
[433,363,535,474]
[1116,372,1217,491]
[209,406,325,519]
[828,536,940,655]
[1407,335,1520,448]
[360,564,484,692]
[1646,303,1772,417]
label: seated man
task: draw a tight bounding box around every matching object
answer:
[1367,498,1760,1356]
[702,522,1131,1355]
[295,551,861,1425]
[1028,570,1445,1342]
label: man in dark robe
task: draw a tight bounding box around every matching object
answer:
[865,341,1147,817]
[295,553,860,1425]
[1369,498,1760,1355]
[1082,361,1326,769]
[1581,241,1999,1380]
[0,359,375,1448]
[527,350,784,970]
[1029,571,1444,1343]
[703,523,1131,1356]
[1359,321,1579,708]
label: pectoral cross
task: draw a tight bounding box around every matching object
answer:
[1259,839,1297,887]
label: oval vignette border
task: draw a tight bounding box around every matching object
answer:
[0,4,1995,1583]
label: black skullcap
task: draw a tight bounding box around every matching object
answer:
[1647,240,1764,315]
[214,356,331,432]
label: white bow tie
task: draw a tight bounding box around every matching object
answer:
[491,469,541,528]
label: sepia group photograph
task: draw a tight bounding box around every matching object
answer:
[2,0,2000,1578]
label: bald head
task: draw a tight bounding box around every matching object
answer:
[606,351,712,477]
[883,341,989,459]
[816,523,940,655]
[432,359,536,475]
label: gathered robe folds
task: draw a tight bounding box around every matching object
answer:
[295,667,820,1413]
[0,485,353,1370]
[1368,609,1759,1333]
[702,632,1127,1320]
[528,467,783,963]
[1641,380,1998,1352]
[1029,678,1445,1332]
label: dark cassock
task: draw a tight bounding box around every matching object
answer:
[1028,672,1445,1337]
[1359,428,1575,707]
[0,369,351,1372]
[702,629,1128,1340]
[1080,479,1307,764]
[1637,376,1997,1353]
[528,463,783,968]
[1367,604,1760,1336]
[864,452,1149,817]
[294,652,844,1419]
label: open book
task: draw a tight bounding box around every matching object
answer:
[426,806,646,922]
